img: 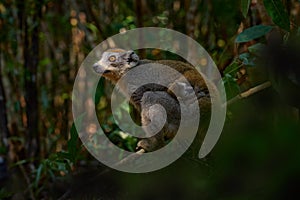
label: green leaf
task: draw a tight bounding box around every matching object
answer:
[223,60,242,76]
[223,74,240,99]
[68,123,79,163]
[39,58,51,67]
[55,160,68,172]
[57,152,72,160]
[248,43,266,56]
[241,0,251,18]
[34,163,44,188]
[95,78,105,105]
[263,0,290,31]
[239,53,256,66]
[86,23,99,35]
[235,25,273,43]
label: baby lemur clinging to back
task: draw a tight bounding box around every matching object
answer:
[93,49,212,152]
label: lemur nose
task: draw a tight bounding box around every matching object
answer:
[93,62,99,69]
[93,62,101,73]
[93,62,98,67]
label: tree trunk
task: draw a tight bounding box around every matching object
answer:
[0,53,10,149]
[23,1,42,159]
[0,48,10,184]
[135,0,146,58]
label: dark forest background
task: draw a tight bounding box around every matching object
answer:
[1,0,300,199]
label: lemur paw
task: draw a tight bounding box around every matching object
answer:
[136,137,165,152]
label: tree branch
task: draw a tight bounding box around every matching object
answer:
[226,81,272,107]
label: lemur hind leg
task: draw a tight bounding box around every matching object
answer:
[137,91,180,152]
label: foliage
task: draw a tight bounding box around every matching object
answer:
[235,25,273,43]
[241,0,251,18]
[263,0,290,31]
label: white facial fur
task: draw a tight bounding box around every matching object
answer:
[93,49,140,75]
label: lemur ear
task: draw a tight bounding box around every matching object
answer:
[128,50,139,62]
[124,50,139,68]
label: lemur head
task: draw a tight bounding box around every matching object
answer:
[93,49,139,83]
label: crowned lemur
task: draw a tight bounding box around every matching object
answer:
[93,49,212,152]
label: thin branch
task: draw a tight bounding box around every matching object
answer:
[226,81,272,107]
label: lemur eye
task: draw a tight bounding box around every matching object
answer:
[108,55,116,62]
